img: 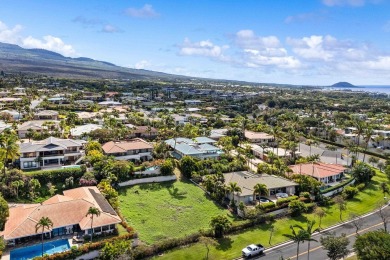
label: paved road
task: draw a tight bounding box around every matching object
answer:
[30,98,43,110]
[243,203,390,260]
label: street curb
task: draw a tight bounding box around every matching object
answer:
[233,201,390,259]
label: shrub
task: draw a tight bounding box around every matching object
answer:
[343,186,359,199]
[258,202,276,211]
[300,192,311,200]
[305,202,317,213]
[288,200,307,217]
[28,167,85,186]
[276,195,298,207]
[356,183,365,191]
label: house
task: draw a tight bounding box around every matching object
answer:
[0,186,121,245]
[224,171,298,204]
[17,120,60,138]
[19,137,86,170]
[34,110,59,120]
[127,125,158,139]
[0,121,11,133]
[289,162,347,184]
[47,97,66,104]
[209,129,228,140]
[245,130,275,145]
[0,109,22,120]
[70,124,103,138]
[98,101,122,107]
[165,137,223,159]
[0,97,22,104]
[102,138,153,162]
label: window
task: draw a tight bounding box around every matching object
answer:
[102,225,109,231]
[94,227,101,233]
[23,161,37,168]
[110,224,115,230]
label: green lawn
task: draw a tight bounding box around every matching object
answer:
[156,169,388,260]
[118,180,234,244]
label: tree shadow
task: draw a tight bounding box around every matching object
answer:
[292,215,308,223]
[138,182,165,191]
[216,237,233,251]
[167,186,187,200]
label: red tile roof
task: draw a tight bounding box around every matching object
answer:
[2,186,121,240]
[102,138,153,154]
[289,162,346,179]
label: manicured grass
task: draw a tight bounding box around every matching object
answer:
[118,180,234,244]
[156,169,388,260]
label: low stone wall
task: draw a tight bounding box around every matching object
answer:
[118,175,177,187]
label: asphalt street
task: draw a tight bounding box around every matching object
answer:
[242,203,390,260]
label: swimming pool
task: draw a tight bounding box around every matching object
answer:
[10,239,70,260]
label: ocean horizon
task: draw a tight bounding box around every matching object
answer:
[326,85,390,94]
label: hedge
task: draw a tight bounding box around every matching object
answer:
[320,177,355,194]
[276,195,298,207]
[26,167,86,185]
[32,233,136,260]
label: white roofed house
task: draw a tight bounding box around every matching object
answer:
[17,120,60,138]
[245,130,275,146]
[165,137,224,159]
[34,110,59,120]
[70,124,103,139]
[19,137,86,170]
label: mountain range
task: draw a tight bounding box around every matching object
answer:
[0,42,182,80]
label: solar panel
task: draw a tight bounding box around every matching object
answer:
[88,188,117,216]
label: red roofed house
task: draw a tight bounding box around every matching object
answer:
[0,186,121,245]
[102,138,153,162]
[289,162,347,184]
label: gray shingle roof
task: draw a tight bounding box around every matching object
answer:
[20,137,86,153]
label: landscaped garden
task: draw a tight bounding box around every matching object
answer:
[118,180,235,244]
[155,169,389,260]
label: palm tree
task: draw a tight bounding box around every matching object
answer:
[86,207,101,243]
[1,133,20,176]
[35,216,54,257]
[227,182,242,207]
[253,183,268,204]
[362,127,373,163]
[284,225,308,260]
[296,220,320,260]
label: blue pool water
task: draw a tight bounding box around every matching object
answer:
[145,166,159,171]
[10,239,70,260]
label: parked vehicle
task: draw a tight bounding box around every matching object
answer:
[242,244,265,258]
[275,192,289,199]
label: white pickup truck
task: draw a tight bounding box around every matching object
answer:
[242,244,265,258]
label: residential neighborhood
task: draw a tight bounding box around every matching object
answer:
[0,61,389,260]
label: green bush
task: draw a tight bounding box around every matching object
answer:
[356,183,366,191]
[299,192,311,200]
[258,201,276,211]
[343,186,359,199]
[27,167,85,186]
[288,200,307,217]
[276,195,298,207]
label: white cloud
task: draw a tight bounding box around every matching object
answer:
[322,0,364,6]
[125,4,159,18]
[22,35,76,57]
[322,0,381,6]
[235,30,280,49]
[135,60,150,69]
[179,38,229,60]
[0,21,23,44]
[0,21,77,57]
[101,25,122,33]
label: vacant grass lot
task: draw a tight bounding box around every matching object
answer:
[118,180,234,244]
[157,169,388,260]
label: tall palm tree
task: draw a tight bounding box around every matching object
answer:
[1,133,20,176]
[35,216,54,257]
[295,220,320,260]
[227,182,242,207]
[362,127,373,163]
[86,206,101,243]
[284,225,308,260]
[253,183,268,203]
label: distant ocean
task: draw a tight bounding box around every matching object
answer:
[325,86,390,95]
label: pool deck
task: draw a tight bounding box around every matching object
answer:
[2,236,76,260]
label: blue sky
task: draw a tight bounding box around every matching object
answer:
[1,0,390,85]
